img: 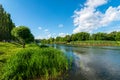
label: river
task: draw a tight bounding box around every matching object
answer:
[49,44,120,80]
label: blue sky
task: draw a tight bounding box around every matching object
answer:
[0,0,120,39]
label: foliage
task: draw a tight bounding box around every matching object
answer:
[107,31,117,41]
[70,41,120,46]
[64,35,71,42]
[39,31,120,44]
[0,4,15,41]
[92,32,107,40]
[11,26,34,48]
[0,42,22,77]
[116,32,120,41]
[1,47,69,80]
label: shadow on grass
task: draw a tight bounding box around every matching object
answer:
[0,52,4,55]
[0,59,6,63]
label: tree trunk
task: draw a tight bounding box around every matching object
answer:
[23,42,25,48]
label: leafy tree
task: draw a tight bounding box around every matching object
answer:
[40,31,119,43]
[11,26,34,48]
[40,39,48,44]
[115,32,120,41]
[71,32,90,41]
[0,4,15,41]
[71,34,77,41]
[56,36,61,42]
[107,31,117,41]
[92,32,107,40]
[64,35,71,42]
[48,37,55,43]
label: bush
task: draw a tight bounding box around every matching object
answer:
[1,47,69,80]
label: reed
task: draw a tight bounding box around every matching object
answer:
[1,47,69,80]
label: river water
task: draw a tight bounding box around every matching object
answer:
[49,44,120,80]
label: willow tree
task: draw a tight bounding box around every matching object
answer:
[11,26,34,48]
[0,4,15,41]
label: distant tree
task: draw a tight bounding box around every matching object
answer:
[107,31,117,41]
[0,4,15,41]
[41,31,119,43]
[64,35,71,42]
[49,37,54,43]
[115,32,120,41]
[11,26,34,48]
[71,32,90,41]
[92,32,107,40]
[40,39,47,44]
[55,36,61,42]
[80,32,90,41]
[35,39,40,43]
[71,34,77,41]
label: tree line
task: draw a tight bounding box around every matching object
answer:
[0,4,15,41]
[0,4,34,48]
[40,31,120,44]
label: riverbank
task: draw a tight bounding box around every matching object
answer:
[54,41,120,46]
[0,42,70,80]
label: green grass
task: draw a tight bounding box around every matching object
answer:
[0,42,23,78]
[0,42,70,80]
[70,41,120,46]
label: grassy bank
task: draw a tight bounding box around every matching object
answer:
[53,41,120,46]
[0,42,70,80]
[69,41,120,46]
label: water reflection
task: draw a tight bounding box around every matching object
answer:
[49,44,120,80]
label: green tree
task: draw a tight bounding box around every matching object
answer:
[92,32,107,40]
[64,35,71,43]
[71,32,90,41]
[115,32,120,41]
[0,4,15,41]
[55,36,61,42]
[49,37,54,43]
[107,31,117,41]
[11,26,34,48]
[71,34,77,41]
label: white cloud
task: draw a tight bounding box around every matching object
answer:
[36,27,57,39]
[35,33,54,39]
[58,33,68,37]
[100,6,120,26]
[38,27,42,30]
[58,24,64,28]
[85,0,107,8]
[73,0,120,33]
[44,29,48,32]
[35,35,44,39]
[47,34,52,38]
[16,25,19,27]
[46,33,57,39]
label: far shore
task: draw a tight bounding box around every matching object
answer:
[49,41,120,47]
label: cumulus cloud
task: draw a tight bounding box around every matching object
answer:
[44,29,57,39]
[58,24,64,28]
[47,33,56,38]
[58,33,68,37]
[38,27,42,30]
[85,0,107,8]
[36,28,57,39]
[44,29,49,32]
[73,0,120,33]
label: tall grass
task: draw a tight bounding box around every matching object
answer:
[1,47,69,80]
[0,42,22,78]
[70,41,120,46]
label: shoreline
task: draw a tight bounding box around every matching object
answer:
[51,41,120,47]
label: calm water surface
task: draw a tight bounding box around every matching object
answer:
[49,44,120,80]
